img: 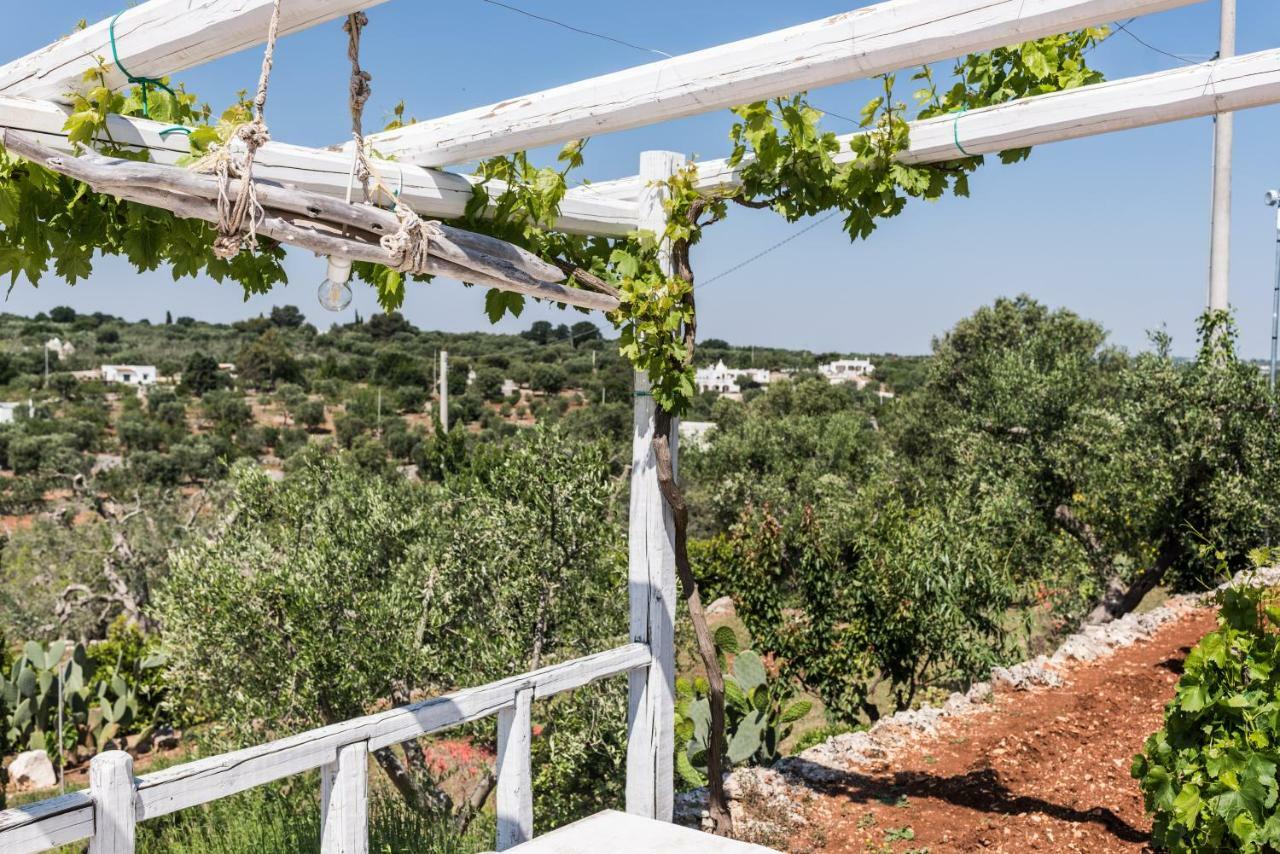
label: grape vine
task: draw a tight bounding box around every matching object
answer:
[0,26,1108,416]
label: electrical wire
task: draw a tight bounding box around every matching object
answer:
[477,0,672,58]
[696,211,840,292]
[1109,17,1212,66]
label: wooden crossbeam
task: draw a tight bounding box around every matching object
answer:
[564,47,1280,204]
[0,0,391,102]
[359,0,1198,167]
[0,96,637,237]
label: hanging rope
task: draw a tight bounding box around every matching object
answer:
[344,12,373,200]
[108,11,178,119]
[198,0,282,259]
[343,11,442,274]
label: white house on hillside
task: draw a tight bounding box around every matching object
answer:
[695,360,770,395]
[45,337,75,361]
[819,358,875,384]
[101,364,157,385]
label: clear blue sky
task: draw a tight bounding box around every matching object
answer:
[4,1,1280,356]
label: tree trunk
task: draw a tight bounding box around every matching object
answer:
[653,410,732,835]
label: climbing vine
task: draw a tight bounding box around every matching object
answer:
[0,24,1108,416]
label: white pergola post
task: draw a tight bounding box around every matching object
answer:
[626,150,686,822]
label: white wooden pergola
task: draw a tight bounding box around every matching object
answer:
[1,0,1277,851]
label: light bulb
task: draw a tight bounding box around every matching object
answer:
[317,256,354,312]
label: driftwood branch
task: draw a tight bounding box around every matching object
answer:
[2,131,619,313]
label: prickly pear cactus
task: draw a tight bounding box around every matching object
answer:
[674,626,812,788]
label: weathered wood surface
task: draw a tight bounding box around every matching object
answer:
[88,752,136,854]
[0,792,95,854]
[319,741,369,854]
[0,95,637,237]
[2,131,618,313]
[0,643,648,852]
[0,0,392,102]
[495,687,534,850]
[568,48,1280,206]
[362,0,1196,167]
[625,151,683,824]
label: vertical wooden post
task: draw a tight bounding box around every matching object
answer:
[320,740,369,854]
[626,149,685,822]
[89,750,135,854]
[496,687,534,850]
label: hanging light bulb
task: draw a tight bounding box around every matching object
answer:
[317,256,354,312]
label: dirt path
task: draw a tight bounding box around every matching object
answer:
[798,605,1217,854]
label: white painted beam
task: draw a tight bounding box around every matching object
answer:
[567,48,1280,204]
[0,96,636,236]
[362,0,1198,167]
[0,0,391,102]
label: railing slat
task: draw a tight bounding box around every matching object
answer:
[88,751,136,854]
[320,740,369,854]
[495,687,534,850]
[0,643,648,853]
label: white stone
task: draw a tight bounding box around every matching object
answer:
[9,749,57,790]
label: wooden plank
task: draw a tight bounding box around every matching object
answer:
[89,751,136,854]
[320,741,369,854]
[0,95,637,237]
[568,48,1280,205]
[495,687,534,850]
[506,809,778,853]
[361,0,1197,167]
[0,0,391,102]
[2,131,618,312]
[133,643,648,821]
[0,793,95,854]
[624,151,682,824]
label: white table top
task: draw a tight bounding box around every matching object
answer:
[500,810,779,853]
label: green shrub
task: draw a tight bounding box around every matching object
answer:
[1133,562,1280,852]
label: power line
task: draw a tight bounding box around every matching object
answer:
[1109,17,1212,65]
[697,211,841,292]
[477,0,672,59]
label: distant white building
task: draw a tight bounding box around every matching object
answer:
[100,364,157,385]
[678,420,717,449]
[819,358,876,385]
[695,360,771,395]
[45,337,75,361]
[0,400,32,424]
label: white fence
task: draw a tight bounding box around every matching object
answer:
[0,643,651,853]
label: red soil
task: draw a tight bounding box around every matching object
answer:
[801,606,1218,854]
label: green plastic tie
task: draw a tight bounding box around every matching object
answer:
[952,106,973,158]
[109,11,179,119]
[634,390,652,398]
[157,126,192,139]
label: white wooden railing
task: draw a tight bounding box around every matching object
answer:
[0,643,653,854]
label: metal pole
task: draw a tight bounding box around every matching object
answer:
[439,349,449,434]
[1271,204,1280,390]
[1207,0,1236,312]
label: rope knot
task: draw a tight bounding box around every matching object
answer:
[236,120,270,152]
[381,210,441,273]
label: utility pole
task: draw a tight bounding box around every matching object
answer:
[439,349,449,434]
[1267,190,1280,389]
[1207,0,1236,312]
